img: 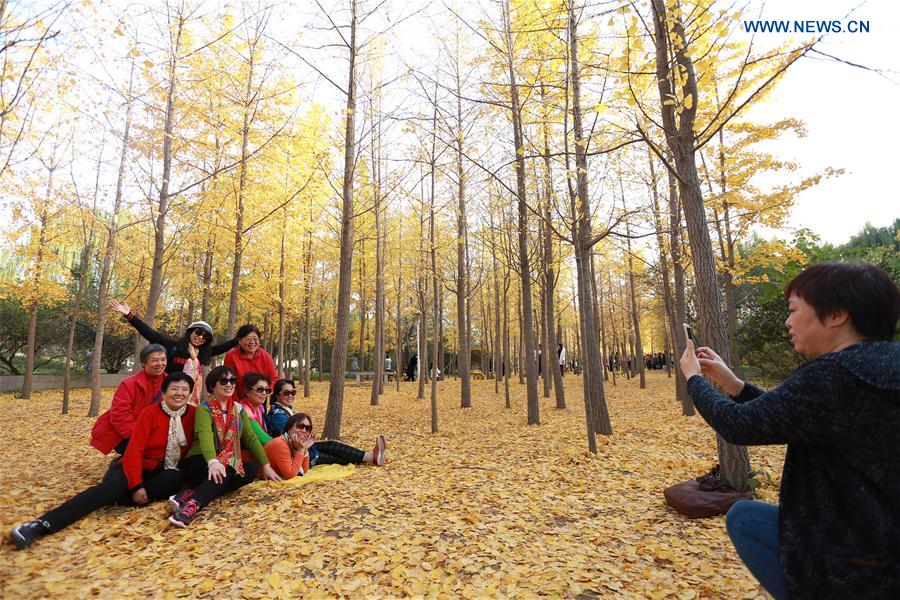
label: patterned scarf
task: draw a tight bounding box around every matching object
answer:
[159,402,187,470]
[208,398,243,476]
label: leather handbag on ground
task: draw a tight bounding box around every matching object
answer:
[663,465,754,518]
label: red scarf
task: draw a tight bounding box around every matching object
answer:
[209,397,243,476]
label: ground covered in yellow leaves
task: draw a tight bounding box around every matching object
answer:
[0,372,784,598]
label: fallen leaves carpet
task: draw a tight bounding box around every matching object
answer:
[0,372,784,598]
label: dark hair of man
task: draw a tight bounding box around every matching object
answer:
[273,378,295,400]
[139,343,167,365]
[285,412,313,433]
[236,324,261,339]
[243,371,270,391]
[785,262,900,341]
[205,365,236,394]
[162,371,195,393]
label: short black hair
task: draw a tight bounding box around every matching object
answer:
[785,262,900,341]
[140,343,167,364]
[162,371,195,393]
[236,324,261,339]
[243,371,271,391]
[205,365,236,394]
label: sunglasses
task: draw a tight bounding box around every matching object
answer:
[190,329,210,340]
[252,386,272,394]
[217,377,238,386]
[294,423,312,432]
[280,390,297,397]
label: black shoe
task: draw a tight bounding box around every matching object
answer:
[10,520,50,550]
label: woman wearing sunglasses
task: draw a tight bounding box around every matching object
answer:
[263,410,388,480]
[240,372,271,434]
[109,299,237,404]
[169,366,281,528]
[266,379,298,436]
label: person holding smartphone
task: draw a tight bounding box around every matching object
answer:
[679,262,900,599]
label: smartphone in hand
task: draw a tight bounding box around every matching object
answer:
[683,322,697,346]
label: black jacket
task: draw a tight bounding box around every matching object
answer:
[124,314,236,375]
[687,341,900,599]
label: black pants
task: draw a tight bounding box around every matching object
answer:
[41,462,182,533]
[313,441,365,466]
[181,454,259,509]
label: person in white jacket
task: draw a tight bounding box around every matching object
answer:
[557,343,567,376]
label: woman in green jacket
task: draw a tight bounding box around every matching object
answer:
[168,365,281,528]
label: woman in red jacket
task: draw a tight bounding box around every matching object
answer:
[223,325,278,400]
[10,372,197,550]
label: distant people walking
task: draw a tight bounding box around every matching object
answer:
[558,344,567,376]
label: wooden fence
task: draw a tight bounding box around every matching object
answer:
[0,373,130,393]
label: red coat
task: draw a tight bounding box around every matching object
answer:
[120,403,196,490]
[90,370,165,454]
[223,347,278,400]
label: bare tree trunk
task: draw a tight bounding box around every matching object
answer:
[323,0,357,439]
[649,152,688,406]
[395,266,402,392]
[454,83,472,409]
[430,170,440,433]
[624,204,646,389]
[502,0,539,424]
[370,112,385,404]
[277,211,287,378]
[503,274,511,409]
[226,36,257,338]
[651,0,749,490]
[90,62,135,416]
[63,146,102,412]
[143,11,185,360]
[565,3,610,449]
[22,199,49,399]
[303,231,313,397]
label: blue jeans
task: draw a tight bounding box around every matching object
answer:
[726,500,788,600]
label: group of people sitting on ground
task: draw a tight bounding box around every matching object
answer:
[10,303,388,550]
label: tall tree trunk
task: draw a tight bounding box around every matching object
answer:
[303,231,313,397]
[226,40,257,338]
[90,62,135,416]
[648,152,683,398]
[277,210,287,378]
[430,171,440,433]
[143,12,185,361]
[651,0,749,491]
[490,210,502,394]
[323,0,357,439]
[395,267,402,392]
[22,198,50,399]
[502,274,511,409]
[503,0,539,423]
[63,147,102,413]
[565,3,610,450]
[624,206,646,389]
[370,115,385,404]
[454,78,471,409]
[666,157,692,414]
